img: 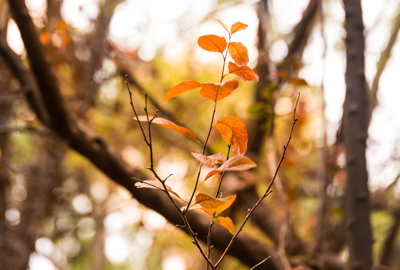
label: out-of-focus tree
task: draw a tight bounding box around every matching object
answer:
[0,0,399,269]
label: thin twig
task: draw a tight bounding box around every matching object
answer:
[249,256,271,270]
[215,144,231,197]
[214,93,300,268]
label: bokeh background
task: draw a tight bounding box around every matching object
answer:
[1,0,400,269]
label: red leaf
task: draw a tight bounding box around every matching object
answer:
[203,155,257,181]
[218,216,235,235]
[191,151,226,168]
[215,116,248,155]
[230,22,247,34]
[162,81,201,103]
[198,35,227,53]
[228,42,249,66]
[199,80,239,102]
[134,116,202,146]
[228,62,259,82]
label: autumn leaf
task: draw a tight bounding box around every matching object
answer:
[191,151,226,168]
[198,35,227,53]
[289,78,309,86]
[230,22,247,34]
[215,116,248,155]
[217,19,230,34]
[228,62,259,82]
[199,80,239,102]
[162,81,201,103]
[228,42,249,66]
[218,216,235,235]
[203,155,257,181]
[134,116,202,146]
[193,193,236,217]
[135,180,185,202]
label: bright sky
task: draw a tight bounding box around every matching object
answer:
[6,0,400,269]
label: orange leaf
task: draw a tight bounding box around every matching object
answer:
[135,180,186,202]
[289,78,309,86]
[193,193,236,217]
[228,62,259,82]
[199,80,239,102]
[134,116,202,146]
[162,81,201,103]
[218,216,235,235]
[215,116,248,155]
[217,20,230,34]
[198,35,227,53]
[228,42,249,66]
[203,156,257,181]
[230,22,247,34]
[191,151,226,168]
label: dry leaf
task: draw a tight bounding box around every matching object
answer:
[228,62,259,82]
[198,35,227,53]
[228,42,249,66]
[218,216,235,235]
[203,155,257,181]
[215,116,248,155]
[135,180,185,201]
[162,81,201,103]
[230,22,248,34]
[134,116,202,146]
[193,193,236,217]
[199,80,239,102]
[191,151,226,168]
[217,20,230,34]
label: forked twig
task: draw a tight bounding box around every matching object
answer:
[214,93,300,268]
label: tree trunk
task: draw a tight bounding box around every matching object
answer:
[343,0,372,269]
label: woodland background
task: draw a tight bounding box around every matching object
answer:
[0,0,400,269]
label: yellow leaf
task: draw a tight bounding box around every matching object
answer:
[198,35,227,53]
[218,216,235,235]
[191,151,226,168]
[228,62,259,82]
[228,42,249,66]
[230,22,248,34]
[134,116,202,146]
[162,81,201,103]
[199,80,239,102]
[215,116,248,155]
[193,193,236,217]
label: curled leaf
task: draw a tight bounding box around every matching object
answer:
[228,42,249,66]
[230,22,247,34]
[134,116,202,146]
[217,19,230,34]
[135,180,185,202]
[215,116,248,155]
[203,155,257,182]
[193,193,236,217]
[198,35,227,53]
[228,62,259,82]
[199,80,239,102]
[162,81,201,103]
[218,216,235,235]
[191,151,226,168]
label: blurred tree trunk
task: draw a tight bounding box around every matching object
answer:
[343,0,372,269]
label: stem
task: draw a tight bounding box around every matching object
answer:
[214,93,300,269]
[215,144,231,197]
[207,220,215,270]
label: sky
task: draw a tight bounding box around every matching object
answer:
[5,0,400,269]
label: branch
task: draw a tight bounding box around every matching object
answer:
[369,8,400,125]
